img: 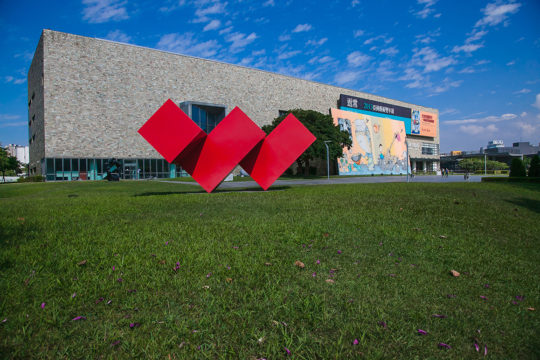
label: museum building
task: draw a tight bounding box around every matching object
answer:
[28,30,440,180]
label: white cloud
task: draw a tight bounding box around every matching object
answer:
[159,0,186,12]
[466,29,488,43]
[516,121,536,134]
[353,30,364,38]
[225,32,257,53]
[277,50,301,60]
[411,47,456,72]
[452,43,484,53]
[0,114,21,121]
[219,26,233,35]
[0,113,25,128]
[432,78,462,94]
[203,19,221,31]
[193,1,227,23]
[351,0,360,7]
[506,60,516,66]
[459,124,498,134]
[475,2,521,27]
[104,30,131,43]
[263,0,274,6]
[445,113,518,125]
[514,88,531,95]
[157,33,219,58]
[415,29,441,44]
[82,0,128,23]
[440,108,459,116]
[533,93,540,110]
[334,70,364,85]
[306,38,328,46]
[380,47,398,56]
[347,51,370,67]
[318,56,334,64]
[364,35,393,46]
[278,34,291,42]
[4,76,25,85]
[0,121,26,128]
[292,24,312,33]
[414,0,438,19]
[458,66,476,74]
[399,68,427,89]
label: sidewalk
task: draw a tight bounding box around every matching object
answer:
[160,174,486,190]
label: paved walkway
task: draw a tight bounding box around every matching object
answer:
[160,174,486,190]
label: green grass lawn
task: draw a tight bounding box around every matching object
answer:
[0,181,539,359]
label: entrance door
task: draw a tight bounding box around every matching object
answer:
[123,161,138,180]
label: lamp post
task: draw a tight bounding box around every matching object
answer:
[484,152,487,175]
[324,140,331,180]
[406,140,409,183]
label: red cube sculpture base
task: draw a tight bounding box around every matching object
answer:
[138,100,316,193]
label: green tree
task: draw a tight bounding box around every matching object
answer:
[509,158,526,177]
[528,155,540,177]
[262,109,352,175]
[0,147,20,182]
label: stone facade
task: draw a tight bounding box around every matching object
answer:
[29,29,439,175]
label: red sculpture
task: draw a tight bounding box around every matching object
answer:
[138,99,316,192]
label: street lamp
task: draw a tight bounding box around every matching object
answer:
[406,140,410,183]
[324,141,331,180]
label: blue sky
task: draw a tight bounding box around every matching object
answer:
[1,0,539,152]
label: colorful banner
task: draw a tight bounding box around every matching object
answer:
[331,108,408,176]
[411,110,437,137]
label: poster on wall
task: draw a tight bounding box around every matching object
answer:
[411,109,437,137]
[331,108,408,176]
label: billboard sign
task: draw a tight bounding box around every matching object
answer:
[331,108,408,176]
[411,109,437,137]
[339,94,412,119]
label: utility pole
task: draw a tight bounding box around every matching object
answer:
[484,152,487,175]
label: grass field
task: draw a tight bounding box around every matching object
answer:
[0,180,539,359]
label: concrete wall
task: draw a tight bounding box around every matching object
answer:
[27,35,45,174]
[31,30,439,173]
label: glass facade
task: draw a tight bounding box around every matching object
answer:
[191,104,223,133]
[43,157,188,181]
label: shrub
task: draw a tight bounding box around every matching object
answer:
[509,158,526,177]
[17,175,45,183]
[529,155,540,177]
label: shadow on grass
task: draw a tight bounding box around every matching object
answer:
[134,186,291,197]
[506,197,540,214]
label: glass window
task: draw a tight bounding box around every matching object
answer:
[80,158,87,171]
[151,159,157,174]
[55,158,62,172]
[46,158,54,174]
[144,159,150,176]
[192,106,200,126]
[72,158,79,171]
[97,159,103,174]
[157,159,163,173]
[63,158,71,172]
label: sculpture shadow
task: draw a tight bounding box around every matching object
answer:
[134,185,291,197]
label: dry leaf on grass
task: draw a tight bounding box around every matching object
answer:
[326,279,335,284]
[294,260,305,268]
[77,260,87,266]
[450,270,460,277]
